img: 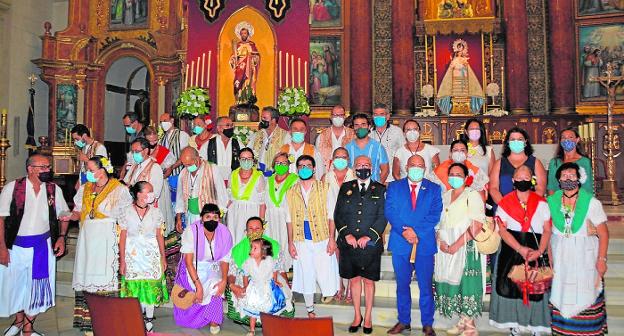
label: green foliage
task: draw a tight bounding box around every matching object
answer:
[176,87,211,118]
[277,87,310,116]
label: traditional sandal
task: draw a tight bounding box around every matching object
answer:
[2,319,22,336]
[21,316,44,336]
[144,317,155,332]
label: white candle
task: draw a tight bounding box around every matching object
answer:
[298,58,301,88]
[207,51,212,89]
[190,61,195,87]
[279,51,282,89]
[291,55,295,88]
[185,64,189,89]
[201,53,206,88]
[195,56,200,88]
[589,123,595,139]
[285,52,289,87]
[304,61,308,94]
[579,124,585,139]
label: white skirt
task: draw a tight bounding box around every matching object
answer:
[226,200,261,243]
[73,218,119,292]
[264,206,292,270]
[157,182,176,235]
[292,239,339,296]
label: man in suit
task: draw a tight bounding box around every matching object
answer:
[334,155,386,334]
[386,154,442,336]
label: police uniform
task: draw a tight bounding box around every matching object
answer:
[334,179,386,281]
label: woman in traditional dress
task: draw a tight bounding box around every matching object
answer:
[173,203,232,333]
[264,152,298,272]
[548,162,609,336]
[119,181,169,332]
[321,147,356,303]
[547,128,594,196]
[489,165,552,336]
[431,139,489,198]
[393,119,440,180]
[435,162,486,336]
[463,119,496,175]
[227,148,266,243]
[69,156,133,333]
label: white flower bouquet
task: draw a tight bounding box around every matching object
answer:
[176,87,211,119]
[233,125,256,145]
[278,87,310,117]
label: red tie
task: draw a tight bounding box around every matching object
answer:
[411,184,417,210]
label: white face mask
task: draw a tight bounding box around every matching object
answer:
[331,117,345,128]
[146,192,155,204]
[451,151,467,163]
[405,130,420,142]
[161,121,172,132]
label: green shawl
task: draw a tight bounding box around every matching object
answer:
[547,188,592,234]
[231,234,281,268]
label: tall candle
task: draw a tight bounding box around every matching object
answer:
[285,52,289,87]
[291,55,295,88]
[195,56,200,88]
[298,58,301,88]
[584,124,590,140]
[279,51,283,89]
[420,69,423,91]
[589,122,595,139]
[207,51,212,89]
[190,61,195,87]
[500,66,505,108]
[201,53,206,88]
[304,61,308,94]
[579,124,585,139]
[424,37,429,83]
[185,64,190,89]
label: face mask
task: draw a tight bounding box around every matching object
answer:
[187,164,198,173]
[373,116,386,128]
[240,159,254,170]
[448,176,465,189]
[355,168,372,180]
[132,152,145,164]
[193,125,204,135]
[408,167,425,182]
[513,180,533,192]
[38,171,54,183]
[274,164,289,176]
[509,140,526,154]
[405,130,420,142]
[145,192,155,204]
[332,158,348,171]
[291,132,305,144]
[468,129,481,141]
[331,117,344,127]
[223,127,234,138]
[86,171,98,183]
[259,120,270,129]
[75,139,86,148]
[298,167,314,180]
[451,151,467,163]
[355,127,369,139]
[161,121,172,132]
[561,139,576,152]
[559,179,579,191]
[125,126,136,134]
[203,220,219,232]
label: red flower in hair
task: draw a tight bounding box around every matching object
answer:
[465,175,474,187]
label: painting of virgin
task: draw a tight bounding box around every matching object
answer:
[309,37,341,105]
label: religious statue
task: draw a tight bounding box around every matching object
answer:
[582,47,604,98]
[438,0,474,18]
[437,39,484,115]
[229,21,260,103]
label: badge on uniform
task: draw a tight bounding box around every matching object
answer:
[346,190,353,196]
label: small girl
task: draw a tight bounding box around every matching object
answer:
[239,238,287,336]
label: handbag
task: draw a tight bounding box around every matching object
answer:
[465,192,500,254]
[172,224,199,310]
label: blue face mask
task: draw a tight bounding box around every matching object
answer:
[133,151,145,164]
[291,132,305,144]
[448,176,465,189]
[125,126,136,134]
[407,167,425,182]
[298,167,314,180]
[332,158,348,170]
[86,171,98,183]
[187,164,198,173]
[561,139,576,152]
[509,140,526,154]
[75,139,86,148]
[373,116,387,128]
[193,126,205,135]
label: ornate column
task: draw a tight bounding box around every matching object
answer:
[548,0,575,114]
[392,0,415,115]
[503,0,530,115]
[350,0,372,113]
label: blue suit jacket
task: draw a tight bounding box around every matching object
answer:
[386,178,442,256]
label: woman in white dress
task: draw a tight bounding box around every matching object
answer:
[393,119,440,180]
[119,181,168,332]
[227,148,266,243]
[145,126,176,235]
[463,119,496,175]
[69,156,133,333]
[264,152,298,271]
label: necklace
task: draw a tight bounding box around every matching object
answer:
[561,195,577,237]
[563,191,579,199]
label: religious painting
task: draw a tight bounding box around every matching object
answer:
[577,0,624,17]
[422,0,494,20]
[55,84,77,144]
[110,0,149,30]
[577,23,624,102]
[309,36,342,105]
[309,0,342,28]
[434,34,484,115]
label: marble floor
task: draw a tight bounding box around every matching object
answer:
[0,297,510,336]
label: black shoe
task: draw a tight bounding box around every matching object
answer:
[363,326,373,334]
[348,315,363,333]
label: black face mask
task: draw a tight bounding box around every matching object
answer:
[259,120,270,129]
[513,180,533,192]
[223,127,234,138]
[38,171,54,183]
[203,220,218,232]
[355,168,372,180]
[559,179,580,191]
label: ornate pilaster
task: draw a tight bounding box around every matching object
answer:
[527,0,550,115]
[372,0,392,110]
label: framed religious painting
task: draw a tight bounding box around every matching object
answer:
[576,21,624,105]
[309,0,342,28]
[576,0,624,18]
[55,84,77,145]
[309,36,342,106]
[110,0,149,30]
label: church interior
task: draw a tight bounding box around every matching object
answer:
[0,0,624,335]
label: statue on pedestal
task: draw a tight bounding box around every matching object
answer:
[229,21,260,103]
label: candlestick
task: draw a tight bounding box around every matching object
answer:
[500,66,505,109]
[589,122,595,140]
[579,124,585,139]
[207,51,212,89]
[304,61,308,95]
[185,64,189,89]
[489,33,494,83]
[420,69,423,91]
[425,37,429,83]
[291,54,295,89]
[195,56,200,88]
[285,52,289,87]
[298,58,301,88]
[190,61,195,87]
[201,53,206,88]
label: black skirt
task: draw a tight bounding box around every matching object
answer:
[337,238,383,281]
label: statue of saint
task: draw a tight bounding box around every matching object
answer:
[229,21,260,102]
[436,39,484,115]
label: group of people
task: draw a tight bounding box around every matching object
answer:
[0,103,610,336]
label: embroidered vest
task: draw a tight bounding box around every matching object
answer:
[317,127,355,172]
[206,137,241,171]
[285,181,330,242]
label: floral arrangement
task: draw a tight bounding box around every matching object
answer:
[483,108,508,117]
[100,157,114,174]
[278,87,310,116]
[415,109,438,117]
[233,125,255,145]
[176,87,211,118]
[421,84,435,99]
[486,83,500,97]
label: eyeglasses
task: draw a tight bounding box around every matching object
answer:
[297,164,314,169]
[31,165,52,170]
[274,161,289,166]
